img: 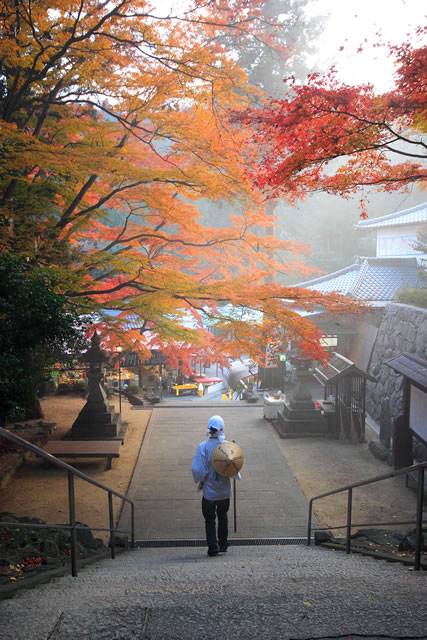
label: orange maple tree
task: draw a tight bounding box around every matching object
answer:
[236,38,426,216]
[0,0,363,370]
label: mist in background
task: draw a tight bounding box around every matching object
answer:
[197,0,426,282]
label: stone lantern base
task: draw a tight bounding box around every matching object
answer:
[70,403,123,441]
[69,331,126,441]
[274,355,329,438]
[275,402,328,438]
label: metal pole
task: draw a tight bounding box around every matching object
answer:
[233,477,237,533]
[68,471,78,577]
[414,466,425,571]
[108,492,116,559]
[232,439,237,533]
[131,501,135,549]
[118,358,122,413]
[307,499,313,545]
[346,488,353,555]
[281,359,285,393]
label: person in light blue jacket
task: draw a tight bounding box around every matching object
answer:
[192,415,231,557]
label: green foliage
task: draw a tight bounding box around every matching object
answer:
[390,223,427,309]
[125,384,141,395]
[56,381,87,396]
[222,0,322,97]
[413,223,427,283]
[396,288,427,309]
[0,255,89,423]
[414,223,427,253]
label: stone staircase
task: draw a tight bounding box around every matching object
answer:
[1,544,426,640]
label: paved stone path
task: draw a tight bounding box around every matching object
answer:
[119,405,316,540]
[3,404,426,640]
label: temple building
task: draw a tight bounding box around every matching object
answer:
[294,202,427,370]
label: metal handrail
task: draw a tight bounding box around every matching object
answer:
[307,460,426,570]
[0,426,135,577]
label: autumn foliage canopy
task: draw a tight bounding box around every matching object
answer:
[236,39,426,217]
[0,0,364,371]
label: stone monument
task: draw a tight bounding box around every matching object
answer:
[70,331,123,441]
[275,355,327,438]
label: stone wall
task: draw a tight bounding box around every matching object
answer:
[0,421,55,490]
[366,303,427,423]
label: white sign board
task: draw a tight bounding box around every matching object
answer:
[409,385,427,444]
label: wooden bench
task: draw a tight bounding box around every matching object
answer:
[43,440,121,470]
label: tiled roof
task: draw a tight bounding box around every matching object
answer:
[356,202,427,229]
[295,257,423,305]
[293,264,361,296]
[314,353,376,384]
[122,349,166,367]
[385,352,427,391]
[353,257,420,301]
[123,352,140,367]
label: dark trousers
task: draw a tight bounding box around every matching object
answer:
[201,497,230,551]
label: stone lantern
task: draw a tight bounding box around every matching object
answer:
[287,354,316,412]
[275,350,328,437]
[70,331,123,440]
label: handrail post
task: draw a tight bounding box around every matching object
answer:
[307,499,313,545]
[68,471,78,577]
[0,427,135,563]
[346,488,353,555]
[131,501,135,549]
[414,466,425,571]
[108,492,116,560]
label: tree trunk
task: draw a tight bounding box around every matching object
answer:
[23,352,45,420]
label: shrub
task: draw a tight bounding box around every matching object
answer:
[0,254,89,423]
[57,381,87,395]
[396,288,427,309]
[125,384,141,395]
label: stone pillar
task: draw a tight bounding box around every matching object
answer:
[287,357,317,413]
[70,332,122,441]
[275,356,328,438]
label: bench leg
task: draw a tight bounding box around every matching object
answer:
[105,457,113,471]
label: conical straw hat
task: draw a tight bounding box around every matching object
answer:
[211,442,244,477]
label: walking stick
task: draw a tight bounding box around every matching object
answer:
[211,439,243,535]
[233,440,237,533]
[233,476,237,533]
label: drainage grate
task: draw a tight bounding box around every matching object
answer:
[135,537,310,548]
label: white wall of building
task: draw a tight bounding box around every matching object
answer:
[376,223,422,257]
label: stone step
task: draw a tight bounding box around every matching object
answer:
[1,545,426,640]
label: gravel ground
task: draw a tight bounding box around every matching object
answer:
[1,545,426,640]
